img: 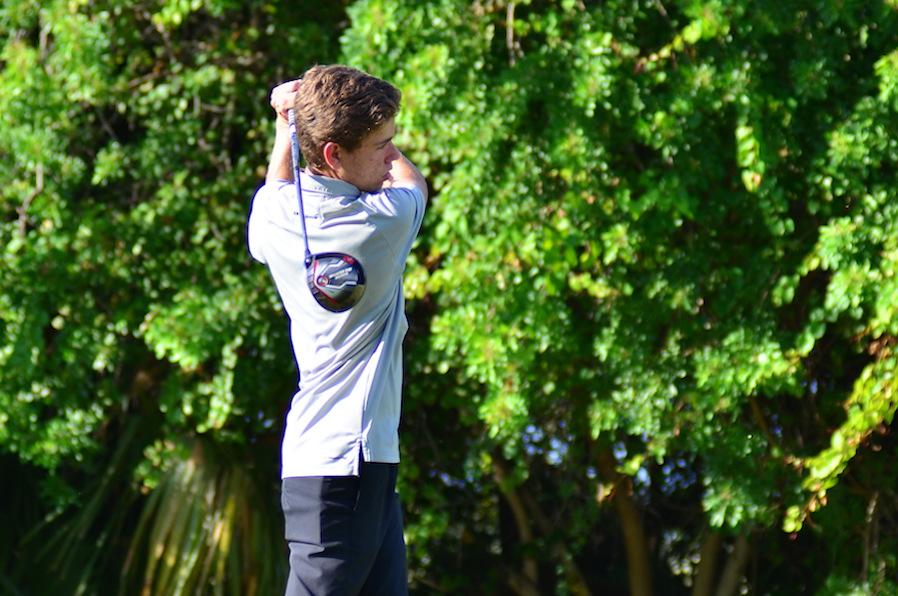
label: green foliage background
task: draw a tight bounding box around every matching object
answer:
[2,0,898,594]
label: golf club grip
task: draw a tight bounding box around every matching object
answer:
[287,108,302,181]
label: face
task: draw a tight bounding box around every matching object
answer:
[331,119,401,192]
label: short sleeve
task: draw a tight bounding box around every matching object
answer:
[365,186,426,267]
[247,184,272,264]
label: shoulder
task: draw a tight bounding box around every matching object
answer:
[251,181,300,225]
[363,185,426,220]
[247,181,294,262]
[253,180,292,208]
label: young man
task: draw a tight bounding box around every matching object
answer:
[247,65,428,595]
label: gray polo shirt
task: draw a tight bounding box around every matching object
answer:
[247,172,426,477]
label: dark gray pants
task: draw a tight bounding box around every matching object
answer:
[281,461,407,596]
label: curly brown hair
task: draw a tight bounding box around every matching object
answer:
[294,65,401,172]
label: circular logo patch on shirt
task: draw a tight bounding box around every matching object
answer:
[307,253,366,312]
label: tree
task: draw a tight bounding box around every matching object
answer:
[344,0,898,593]
[1,0,347,592]
[3,0,898,594]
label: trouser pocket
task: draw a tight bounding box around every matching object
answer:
[282,475,360,547]
[319,476,360,546]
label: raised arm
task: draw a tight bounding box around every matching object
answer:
[266,80,301,184]
[386,151,429,204]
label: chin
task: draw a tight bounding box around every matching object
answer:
[362,181,386,193]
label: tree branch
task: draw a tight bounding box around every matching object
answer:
[595,447,653,596]
[506,2,517,66]
[862,491,878,583]
[520,490,592,596]
[18,164,44,238]
[492,456,539,588]
[493,454,592,595]
[503,564,542,596]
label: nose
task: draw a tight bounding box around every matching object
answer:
[385,142,400,163]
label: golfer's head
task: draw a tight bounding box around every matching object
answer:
[295,65,401,192]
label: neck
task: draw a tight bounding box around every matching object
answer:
[307,164,339,179]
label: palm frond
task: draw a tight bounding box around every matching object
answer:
[9,421,284,596]
[13,419,146,595]
[121,438,285,596]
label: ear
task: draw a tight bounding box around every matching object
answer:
[322,141,342,173]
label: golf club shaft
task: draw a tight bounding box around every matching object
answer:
[287,108,313,266]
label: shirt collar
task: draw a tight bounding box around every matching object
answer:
[300,171,361,199]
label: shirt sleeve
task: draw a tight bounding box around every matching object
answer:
[246,184,271,264]
[366,186,426,268]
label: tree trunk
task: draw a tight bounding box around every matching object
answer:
[493,454,592,595]
[714,534,750,596]
[492,457,539,590]
[520,491,592,596]
[504,566,542,596]
[692,530,722,596]
[595,447,653,596]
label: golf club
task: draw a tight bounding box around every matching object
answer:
[287,107,366,313]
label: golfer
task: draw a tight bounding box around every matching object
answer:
[247,65,428,595]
